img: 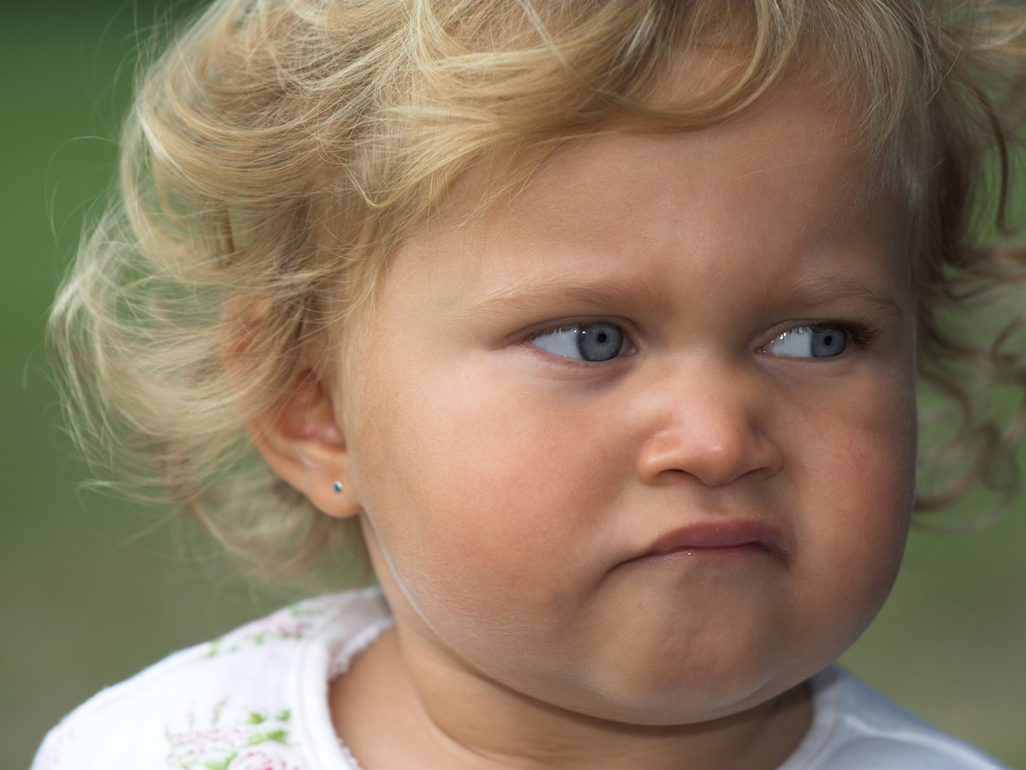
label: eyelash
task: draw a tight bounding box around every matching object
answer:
[521,317,881,361]
[525,319,635,360]
[793,319,879,349]
[525,318,625,339]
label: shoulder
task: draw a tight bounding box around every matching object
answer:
[781,666,1009,770]
[31,588,390,770]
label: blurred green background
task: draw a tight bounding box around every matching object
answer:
[1,3,1025,769]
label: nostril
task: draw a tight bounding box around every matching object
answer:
[635,425,782,488]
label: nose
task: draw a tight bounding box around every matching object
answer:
[635,362,782,488]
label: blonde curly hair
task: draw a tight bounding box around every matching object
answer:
[51,0,1026,583]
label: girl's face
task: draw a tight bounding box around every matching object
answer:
[340,88,917,725]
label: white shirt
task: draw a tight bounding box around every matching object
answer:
[32,588,1009,770]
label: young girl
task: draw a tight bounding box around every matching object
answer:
[33,1,1026,768]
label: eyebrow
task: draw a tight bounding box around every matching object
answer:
[458,270,666,318]
[459,270,905,322]
[784,274,906,319]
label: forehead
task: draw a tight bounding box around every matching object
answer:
[385,86,909,313]
[531,92,872,241]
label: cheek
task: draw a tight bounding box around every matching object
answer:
[349,357,622,613]
[839,369,917,530]
[784,368,916,652]
[790,361,916,515]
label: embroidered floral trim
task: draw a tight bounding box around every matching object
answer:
[204,604,320,658]
[165,701,308,770]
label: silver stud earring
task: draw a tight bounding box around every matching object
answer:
[333,481,344,493]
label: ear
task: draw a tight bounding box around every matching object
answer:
[249,370,360,518]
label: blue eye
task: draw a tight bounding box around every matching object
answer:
[766,325,846,358]
[531,322,626,362]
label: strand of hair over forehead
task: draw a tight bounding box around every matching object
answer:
[48,0,1026,583]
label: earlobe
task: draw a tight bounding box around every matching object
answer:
[249,370,361,519]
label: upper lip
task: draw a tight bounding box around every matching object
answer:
[634,519,788,562]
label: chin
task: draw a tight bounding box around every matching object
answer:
[531,652,799,727]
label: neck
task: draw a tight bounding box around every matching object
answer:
[330,627,812,770]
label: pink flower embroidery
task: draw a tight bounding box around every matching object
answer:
[204,604,319,658]
[165,703,304,770]
[226,743,307,770]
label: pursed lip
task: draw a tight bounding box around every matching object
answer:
[631,520,789,563]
